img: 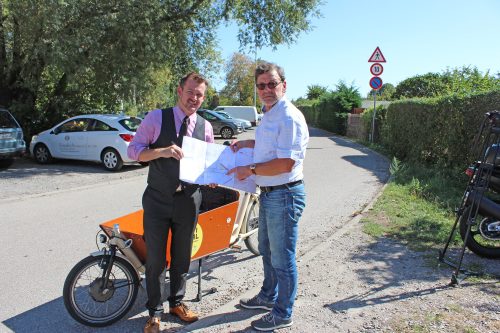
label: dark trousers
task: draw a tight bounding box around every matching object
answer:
[142,185,201,317]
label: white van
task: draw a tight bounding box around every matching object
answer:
[213,106,260,127]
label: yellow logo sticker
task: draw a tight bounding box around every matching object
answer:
[191,224,203,257]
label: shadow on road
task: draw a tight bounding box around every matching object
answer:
[328,136,390,183]
[0,156,146,180]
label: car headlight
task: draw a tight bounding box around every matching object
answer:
[31,135,38,142]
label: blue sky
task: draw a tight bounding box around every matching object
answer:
[214,0,500,100]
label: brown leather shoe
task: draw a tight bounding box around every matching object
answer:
[144,316,160,333]
[169,303,199,322]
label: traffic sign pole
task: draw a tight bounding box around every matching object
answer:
[369,76,383,143]
[368,46,386,143]
[371,90,376,143]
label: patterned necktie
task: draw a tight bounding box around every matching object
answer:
[177,116,189,146]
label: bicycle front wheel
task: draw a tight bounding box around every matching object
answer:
[63,255,139,327]
[244,200,260,256]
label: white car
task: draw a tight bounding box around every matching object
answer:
[215,111,252,130]
[30,114,142,171]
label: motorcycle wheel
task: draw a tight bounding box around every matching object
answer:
[459,207,500,259]
[63,255,139,327]
[243,200,260,256]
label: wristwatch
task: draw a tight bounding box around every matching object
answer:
[249,164,256,175]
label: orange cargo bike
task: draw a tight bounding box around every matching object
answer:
[62,186,260,327]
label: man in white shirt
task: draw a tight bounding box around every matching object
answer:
[227,61,309,331]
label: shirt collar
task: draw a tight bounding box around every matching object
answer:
[263,96,287,114]
[173,106,196,123]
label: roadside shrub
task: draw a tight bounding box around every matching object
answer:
[382,89,500,168]
[361,104,387,142]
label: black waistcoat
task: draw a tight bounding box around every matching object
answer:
[147,108,206,195]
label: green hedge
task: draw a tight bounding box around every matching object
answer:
[382,89,500,168]
[361,105,388,141]
[297,104,318,126]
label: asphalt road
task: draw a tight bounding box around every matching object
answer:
[0,127,389,332]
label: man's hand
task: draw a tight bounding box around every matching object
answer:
[226,165,252,181]
[160,144,184,160]
[230,139,255,152]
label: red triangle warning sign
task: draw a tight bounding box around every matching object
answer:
[368,47,386,63]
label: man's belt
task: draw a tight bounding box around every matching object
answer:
[259,180,303,193]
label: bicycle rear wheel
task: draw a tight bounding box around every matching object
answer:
[244,200,260,256]
[63,255,139,327]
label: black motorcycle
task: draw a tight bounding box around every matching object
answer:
[460,146,500,259]
[440,110,500,283]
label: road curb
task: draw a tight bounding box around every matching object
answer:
[179,182,389,332]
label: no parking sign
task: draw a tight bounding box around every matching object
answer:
[369,76,383,90]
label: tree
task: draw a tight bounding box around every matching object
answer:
[393,66,500,99]
[0,0,322,139]
[220,53,255,105]
[333,81,362,113]
[316,81,361,135]
[306,84,329,100]
[393,73,449,99]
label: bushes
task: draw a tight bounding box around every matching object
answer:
[297,82,361,135]
[382,89,500,168]
[361,105,387,141]
[296,104,318,126]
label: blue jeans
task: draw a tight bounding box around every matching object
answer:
[257,182,306,320]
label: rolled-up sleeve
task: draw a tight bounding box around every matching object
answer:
[276,116,307,160]
[127,112,157,161]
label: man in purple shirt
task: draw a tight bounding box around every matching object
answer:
[128,72,214,333]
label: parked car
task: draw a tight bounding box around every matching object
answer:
[196,109,243,139]
[0,108,26,169]
[29,114,142,171]
[215,111,252,130]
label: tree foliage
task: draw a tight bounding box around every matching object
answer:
[0,0,322,139]
[220,52,255,106]
[315,81,361,135]
[306,84,329,100]
[393,66,500,99]
[332,81,362,113]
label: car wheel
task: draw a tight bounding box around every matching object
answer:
[101,148,123,171]
[220,127,234,139]
[34,144,53,164]
[0,158,14,169]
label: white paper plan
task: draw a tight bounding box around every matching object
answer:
[180,136,257,193]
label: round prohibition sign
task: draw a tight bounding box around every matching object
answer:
[370,63,384,76]
[369,76,383,90]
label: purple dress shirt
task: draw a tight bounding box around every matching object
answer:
[128,107,214,161]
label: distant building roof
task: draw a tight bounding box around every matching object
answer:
[361,99,392,109]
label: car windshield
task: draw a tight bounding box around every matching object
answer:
[0,111,19,128]
[119,118,142,131]
[217,112,232,119]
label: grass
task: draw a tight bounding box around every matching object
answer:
[362,157,467,251]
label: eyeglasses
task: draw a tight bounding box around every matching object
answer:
[256,81,282,90]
